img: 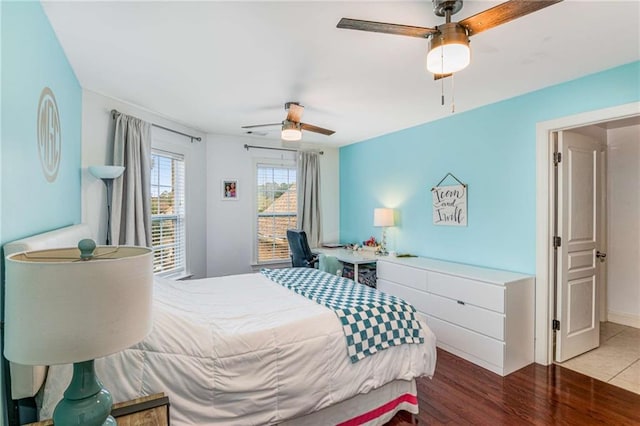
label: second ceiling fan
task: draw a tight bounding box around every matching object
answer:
[242,102,335,142]
[337,0,563,78]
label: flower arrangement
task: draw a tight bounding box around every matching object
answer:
[346,237,380,252]
[360,236,380,252]
[363,236,378,247]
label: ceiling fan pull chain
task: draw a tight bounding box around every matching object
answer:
[441,37,445,106]
[451,73,456,113]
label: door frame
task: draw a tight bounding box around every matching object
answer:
[534,102,640,365]
[598,150,608,323]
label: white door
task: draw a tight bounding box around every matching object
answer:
[555,130,603,363]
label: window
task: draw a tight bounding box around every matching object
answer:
[256,164,297,263]
[150,150,186,275]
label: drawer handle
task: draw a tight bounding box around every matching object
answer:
[457,300,465,305]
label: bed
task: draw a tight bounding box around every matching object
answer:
[4,224,437,425]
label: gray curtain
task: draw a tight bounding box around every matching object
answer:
[111,113,152,246]
[297,152,322,248]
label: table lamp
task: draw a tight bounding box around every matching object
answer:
[89,165,125,245]
[373,208,395,256]
[4,239,153,426]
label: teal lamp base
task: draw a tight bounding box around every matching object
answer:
[53,360,115,426]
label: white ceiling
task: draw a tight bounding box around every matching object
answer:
[42,1,640,147]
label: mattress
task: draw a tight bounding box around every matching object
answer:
[40,272,437,424]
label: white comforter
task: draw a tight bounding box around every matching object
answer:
[40,273,437,425]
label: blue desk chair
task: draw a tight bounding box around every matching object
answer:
[286,229,318,268]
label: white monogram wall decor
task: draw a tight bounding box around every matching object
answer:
[37,87,61,182]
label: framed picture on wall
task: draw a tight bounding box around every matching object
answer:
[432,184,467,226]
[222,179,238,200]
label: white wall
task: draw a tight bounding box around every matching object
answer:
[81,89,208,278]
[606,123,640,327]
[206,135,339,277]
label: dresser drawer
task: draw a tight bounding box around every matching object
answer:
[377,279,428,313]
[377,261,428,291]
[427,272,505,313]
[425,293,505,340]
[426,315,505,369]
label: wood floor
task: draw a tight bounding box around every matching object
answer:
[387,348,640,425]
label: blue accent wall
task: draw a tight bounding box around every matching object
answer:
[1,1,82,245]
[340,62,640,274]
[1,2,82,424]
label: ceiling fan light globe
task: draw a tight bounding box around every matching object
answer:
[281,128,302,141]
[426,42,470,74]
[281,121,302,141]
[426,23,470,74]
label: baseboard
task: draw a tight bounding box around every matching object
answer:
[607,310,640,329]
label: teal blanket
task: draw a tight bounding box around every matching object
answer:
[261,267,424,363]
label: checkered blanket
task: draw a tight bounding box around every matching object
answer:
[261,268,424,363]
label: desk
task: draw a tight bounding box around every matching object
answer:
[314,247,378,283]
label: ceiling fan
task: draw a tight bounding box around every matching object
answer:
[337,0,563,79]
[242,102,335,141]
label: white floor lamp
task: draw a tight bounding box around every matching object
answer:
[89,165,125,245]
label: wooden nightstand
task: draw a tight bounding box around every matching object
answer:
[25,393,170,426]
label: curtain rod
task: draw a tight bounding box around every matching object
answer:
[111,109,202,143]
[244,144,323,155]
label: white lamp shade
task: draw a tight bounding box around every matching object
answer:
[373,208,395,227]
[426,42,470,74]
[89,165,125,180]
[4,245,153,365]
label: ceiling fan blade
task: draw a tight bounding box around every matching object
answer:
[434,72,453,81]
[300,123,335,136]
[459,0,563,37]
[337,18,437,39]
[286,103,304,123]
[241,123,282,129]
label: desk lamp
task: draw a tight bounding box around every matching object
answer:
[4,239,153,426]
[373,208,395,256]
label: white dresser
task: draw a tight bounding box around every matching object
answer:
[377,256,534,376]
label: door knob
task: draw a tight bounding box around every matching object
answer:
[596,251,607,262]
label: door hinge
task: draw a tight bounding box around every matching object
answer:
[553,236,561,248]
[552,319,560,331]
[553,152,562,165]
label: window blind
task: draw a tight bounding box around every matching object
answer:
[256,164,297,263]
[151,150,186,275]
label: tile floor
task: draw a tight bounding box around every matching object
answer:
[559,321,640,395]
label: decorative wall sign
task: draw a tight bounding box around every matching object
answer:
[432,173,467,226]
[222,179,238,200]
[37,87,61,182]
